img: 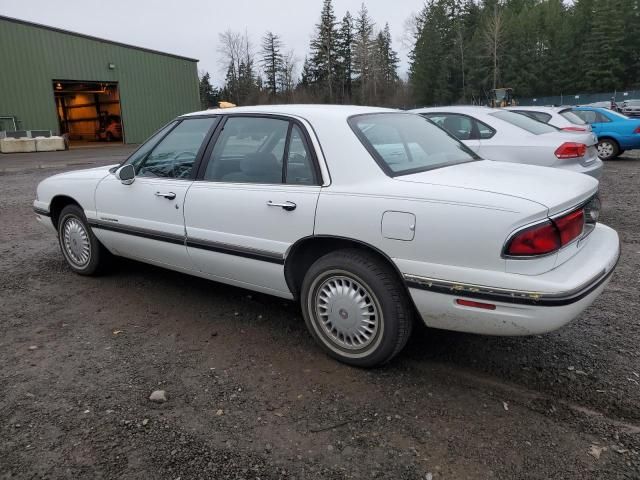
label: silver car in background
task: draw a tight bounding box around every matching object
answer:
[411,106,602,179]
[622,99,640,118]
[505,106,592,132]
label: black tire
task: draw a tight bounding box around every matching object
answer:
[57,204,110,275]
[596,138,620,160]
[300,249,413,368]
[106,132,114,142]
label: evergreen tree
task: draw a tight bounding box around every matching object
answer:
[198,71,220,110]
[336,11,355,102]
[309,0,339,101]
[260,32,284,96]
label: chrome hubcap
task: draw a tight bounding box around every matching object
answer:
[314,275,380,350]
[597,142,613,157]
[62,217,91,267]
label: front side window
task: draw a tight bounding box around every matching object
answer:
[136,117,217,179]
[126,121,177,170]
[489,110,557,134]
[350,113,479,176]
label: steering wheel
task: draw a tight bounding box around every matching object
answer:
[172,151,196,178]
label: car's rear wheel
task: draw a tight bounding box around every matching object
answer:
[57,204,110,275]
[596,138,619,160]
[301,249,413,367]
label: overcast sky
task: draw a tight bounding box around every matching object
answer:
[1,0,424,86]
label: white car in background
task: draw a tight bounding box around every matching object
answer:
[33,105,619,367]
[505,106,591,132]
[412,106,603,179]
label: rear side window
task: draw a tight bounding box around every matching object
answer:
[136,118,218,179]
[572,109,611,123]
[559,110,587,125]
[514,110,552,123]
[349,113,479,176]
[489,111,557,134]
[422,113,495,140]
[203,117,318,185]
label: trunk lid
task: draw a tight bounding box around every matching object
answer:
[395,160,598,216]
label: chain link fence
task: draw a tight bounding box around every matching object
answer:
[518,90,640,107]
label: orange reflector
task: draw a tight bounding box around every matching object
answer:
[456,299,496,310]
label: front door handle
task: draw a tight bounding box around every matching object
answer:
[155,191,176,200]
[267,200,297,211]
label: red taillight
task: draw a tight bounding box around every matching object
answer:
[634,126,640,134]
[555,142,587,159]
[456,299,496,310]
[554,209,584,245]
[506,221,561,256]
[506,208,585,256]
[561,126,587,132]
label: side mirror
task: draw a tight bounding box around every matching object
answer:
[116,164,135,185]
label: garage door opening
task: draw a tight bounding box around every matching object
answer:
[53,80,124,144]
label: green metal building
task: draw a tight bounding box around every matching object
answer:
[0,15,200,144]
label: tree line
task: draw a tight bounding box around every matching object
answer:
[199,0,640,110]
[199,0,406,109]
[410,0,639,106]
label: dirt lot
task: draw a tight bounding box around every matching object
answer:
[1,146,639,479]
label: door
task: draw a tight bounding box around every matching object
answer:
[184,115,321,296]
[93,116,218,269]
[572,109,610,136]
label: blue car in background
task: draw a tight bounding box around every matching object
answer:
[570,106,640,160]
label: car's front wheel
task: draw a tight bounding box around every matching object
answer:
[301,249,413,367]
[596,138,619,160]
[57,204,110,275]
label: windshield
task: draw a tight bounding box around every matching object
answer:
[349,113,479,176]
[625,100,640,106]
[559,110,587,125]
[489,110,558,134]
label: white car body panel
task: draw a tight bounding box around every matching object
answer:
[34,105,620,338]
[412,106,603,179]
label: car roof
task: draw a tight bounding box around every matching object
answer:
[411,105,501,114]
[505,106,563,113]
[180,104,400,122]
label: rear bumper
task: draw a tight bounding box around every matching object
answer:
[556,158,603,180]
[403,223,620,336]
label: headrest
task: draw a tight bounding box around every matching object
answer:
[240,152,280,176]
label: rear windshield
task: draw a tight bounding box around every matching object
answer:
[559,110,587,125]
[489,110,558,134]
[349,113,479,176]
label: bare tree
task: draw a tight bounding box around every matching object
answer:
[483,6,504,90]
[218,30,244,104]
[278,49,298,99]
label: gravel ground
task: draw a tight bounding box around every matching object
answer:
[1,148,639,479]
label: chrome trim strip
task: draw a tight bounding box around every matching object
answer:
[87,220,285,265]
[404,249,619,307]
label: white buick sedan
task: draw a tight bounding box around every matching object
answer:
[34,105,620,367]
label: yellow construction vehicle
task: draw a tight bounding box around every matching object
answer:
[488,88,516,108]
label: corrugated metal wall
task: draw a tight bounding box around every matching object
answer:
[0,17,200,143]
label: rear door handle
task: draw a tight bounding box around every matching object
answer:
[155,191,176,200]
[267,200,296,211]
